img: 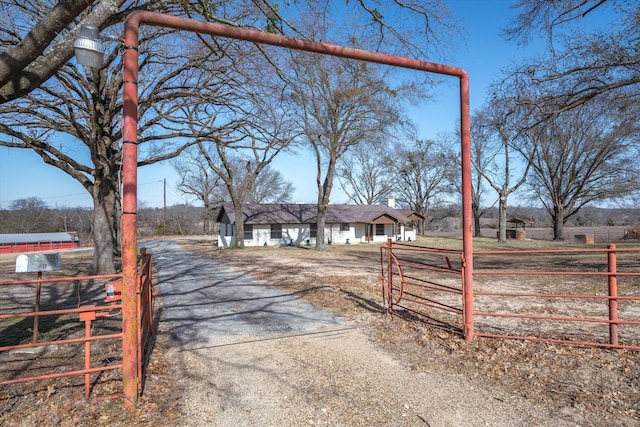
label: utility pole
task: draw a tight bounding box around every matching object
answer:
[163,178,167,235]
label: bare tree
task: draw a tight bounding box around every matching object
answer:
[174,146,295,235]
[288,52,406,250]
[197,148,292,248]
[0,1,227,104]
[173,151,223,234]
[0,0,458,104]
[6,197,49,233]
[337,142,395,205]
[0,21,246,271]
[468,129,493,238]
[52,207,93,244]
[190,52,299,248]
[276,1,460,250]
[246,167,295,204]
[0,0,458,267]
[470,99,535,242]
[389,139,456,236]
[503,0,639,116]
[442,130,492,237]
[517,98,639,240]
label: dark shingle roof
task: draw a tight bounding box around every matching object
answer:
[218,203,411,225]
[399,210,425,221]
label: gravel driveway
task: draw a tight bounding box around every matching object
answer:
[142,240,341,346]
[143,239,573,427]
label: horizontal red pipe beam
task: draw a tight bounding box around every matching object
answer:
[474,247,640,255]
[474,270,640,277]
[386,245,464,254]
[401,278,462,294]
[397,262,461,274]
[0,273,121,286]
[0,304,123,320]
[474,333,640,351]
[474,291,639,300]
[126,11,468,78]
[0,364,123,386]
[0,332,123,353]
[474,311,640,325]
[399,294,463,314]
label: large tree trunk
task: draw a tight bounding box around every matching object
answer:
[473,206,482,237]
[418,216,427,237]
[316,202,327,251]
[552,206,565,240]
[232,198,245,248]
[203,199,211,235]
[497,191,508,243]
[472,196,482,237]
[315,151,336,251]
[91,181,118,274]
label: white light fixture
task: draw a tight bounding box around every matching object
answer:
[73,24,105,68]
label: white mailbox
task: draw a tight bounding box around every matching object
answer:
[15,253,61,273]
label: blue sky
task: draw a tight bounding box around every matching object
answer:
[0,1,540,209]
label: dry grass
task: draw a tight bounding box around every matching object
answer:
[181,237,640,424]
[1,236,640,425]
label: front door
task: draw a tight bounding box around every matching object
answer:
[365,224,373,242]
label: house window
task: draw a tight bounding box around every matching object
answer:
[375,224,385,235]
[340,223,350,232]
[310,223,317,238]
[270,224,282,239]
[244,224,253,240]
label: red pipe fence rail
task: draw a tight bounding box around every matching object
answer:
[0,250,155,398]
[381,239,640,350]
[0,241,81,254]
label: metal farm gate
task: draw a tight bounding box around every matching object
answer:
[380,238,640,350]
[0,249,156,398]
[380,240,464,335]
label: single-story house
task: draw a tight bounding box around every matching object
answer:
[216,203,424,247]
[0,232,80,254]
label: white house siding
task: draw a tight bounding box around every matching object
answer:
[217,211,236,247]
[326,224,353,245]
[218,223,234,247]
[281,225,312,246]
[402,226,417,242]
[229,224,358,247]
[370,223,394,243]
[353,223,416,243]
[219,222,416,247]
[237,225,310,247]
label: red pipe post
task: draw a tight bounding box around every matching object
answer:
[608,244,619,346]
[387,238,393,313]
[459,75,473,341]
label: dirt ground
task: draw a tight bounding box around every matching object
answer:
[172,239,640,426]
[1,237,640,425]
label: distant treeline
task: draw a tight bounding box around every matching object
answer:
[482,206,639,228]
[0,203,210,244]
[427,205,640,233]
[1,200,638,243]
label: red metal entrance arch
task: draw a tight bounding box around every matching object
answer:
[119,11,473,403]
